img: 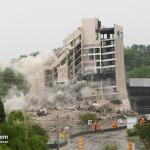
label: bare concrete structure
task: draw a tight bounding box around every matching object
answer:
[45,18,128,101]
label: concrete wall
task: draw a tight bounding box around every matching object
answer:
[63,27,81,49]
[129,78,150,87]
[81,18,99,46]
[114,25,128,100]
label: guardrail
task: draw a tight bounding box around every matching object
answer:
[71,125,127,138]
[48,125,127,149]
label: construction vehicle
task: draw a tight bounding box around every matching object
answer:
[36,108,48,116]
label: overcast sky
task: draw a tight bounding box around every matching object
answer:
[0,0,149,60]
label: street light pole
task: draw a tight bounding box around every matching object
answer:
[56,115,59,150]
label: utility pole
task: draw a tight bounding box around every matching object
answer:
[56,115,59,150]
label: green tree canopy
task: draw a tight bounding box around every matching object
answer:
[127,66,150,78]
[0,97,6,123]
[7,110,25,124]
[80,113,97,124]
[0,67,28,98]
[0,111,48,150]
[135,122,150,149]
[125,45,150,78]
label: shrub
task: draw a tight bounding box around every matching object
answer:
[80,113,97,124]
[135,123,150,149]
[102,141,119,150]
[127,128,137,137]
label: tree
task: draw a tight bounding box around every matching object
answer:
[135,122,150,149]
[0,97,6,123]
[0,111,48,150]
[80,113,97,124]
[7,110,25,124]
[127,66,150,78]
[124,45,150,78]
[2,68,15,84]
[0,145,11,150]
[19,51,39,59]
[126,128,137,137]
[0,67,29,98]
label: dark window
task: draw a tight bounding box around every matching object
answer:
[74,39,76,45]
[103,68,110,72]
[117,31,120,36]
[96,62,100,66]
[89,48,94,53]
[79,35,81,40]
[110,67,115,72]
[101,54,114,59]
[95,55,100,60]
[95,48,100,53]
[98,21,101,28]
[102,61,115,66]
[61,58,66,65]
[96,34,99,40]
[97,69,101,73]
[112,53,115,58]
[101,48,106,53]
[102,61,108,66]
[71,41,74,46]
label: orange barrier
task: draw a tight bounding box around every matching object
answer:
[140,117,145,126]
[128,142,132,150]
[92,121,101,131]
[79,136,84,150]
[112,121,118,129]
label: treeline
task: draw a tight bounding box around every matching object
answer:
[0,67,28,98]
[125,44,150,78]
[19,51,40,59]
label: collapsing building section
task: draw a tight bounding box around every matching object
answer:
[45,18,128,102]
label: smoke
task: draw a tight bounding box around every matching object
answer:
[2,51,88,112]
[0,60,11,71]
[3,51,56,112]
[103,79,115,100]
[53,81,87,109]
[2,51,128,112]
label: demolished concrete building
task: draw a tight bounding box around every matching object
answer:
[45,18,128,102]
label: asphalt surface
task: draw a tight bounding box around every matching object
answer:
[60,129,128,150]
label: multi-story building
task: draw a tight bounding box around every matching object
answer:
[45,18,128,102]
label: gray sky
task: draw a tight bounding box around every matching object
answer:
[0,0,149,60]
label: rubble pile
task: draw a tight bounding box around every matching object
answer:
[28,101,137,134]
[77,101,137,120]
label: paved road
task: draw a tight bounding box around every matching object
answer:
[60,129,128,150]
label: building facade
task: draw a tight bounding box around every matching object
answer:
[127,78,150,114]
[45,18,128,101]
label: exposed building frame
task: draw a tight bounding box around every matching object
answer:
[45,18,128,101]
